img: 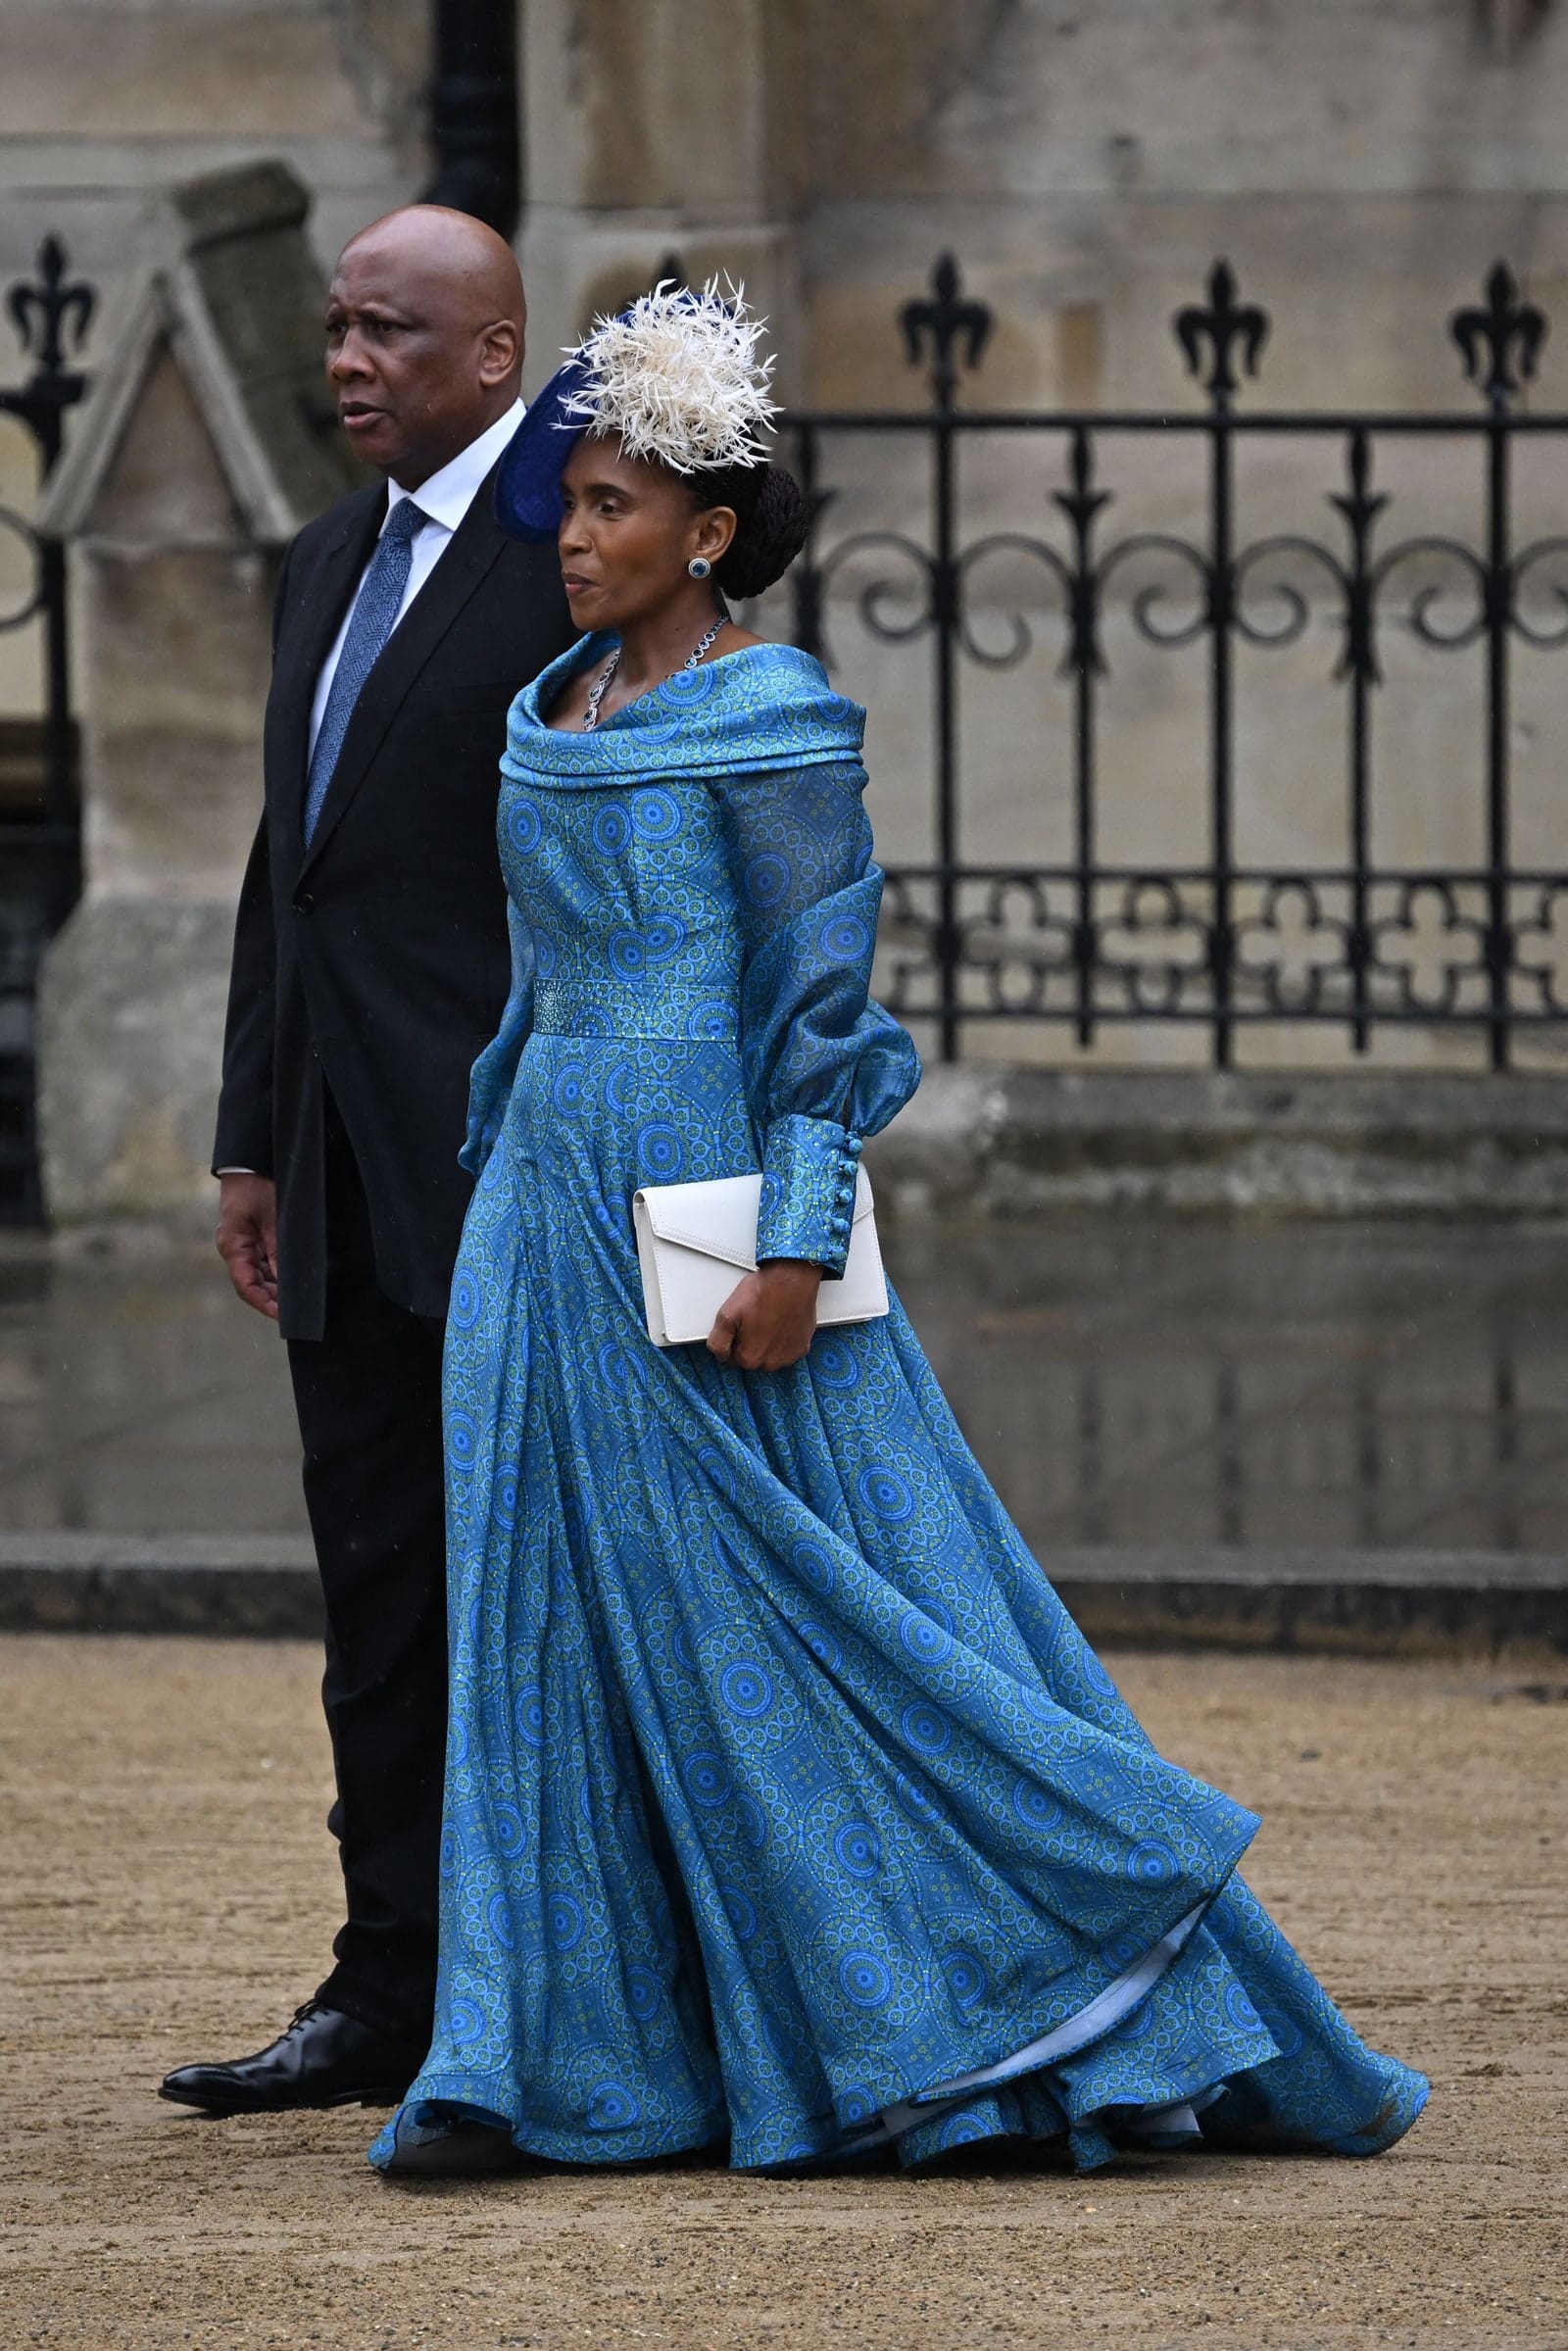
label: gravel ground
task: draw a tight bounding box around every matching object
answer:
[2,1636,1565,2351]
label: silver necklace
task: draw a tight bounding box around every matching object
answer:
[581,614,729,731]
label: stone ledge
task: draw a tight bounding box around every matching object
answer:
[868,1068,1568,1217]
[1,1534,1561,1655]
[1046,1544,1568,1657]
[0,1535,321,1638]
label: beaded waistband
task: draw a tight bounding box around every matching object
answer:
[531,974,739,1045]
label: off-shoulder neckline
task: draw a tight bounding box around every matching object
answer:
[531,634,824,736]
[504,631,865,784]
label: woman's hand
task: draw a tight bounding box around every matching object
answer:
[708,1260,822,1371]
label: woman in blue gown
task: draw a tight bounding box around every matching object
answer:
[372,287,1426,2179]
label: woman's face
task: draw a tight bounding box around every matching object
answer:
[557,437,735,633]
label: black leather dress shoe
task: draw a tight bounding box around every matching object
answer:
[158,2002,425,2115]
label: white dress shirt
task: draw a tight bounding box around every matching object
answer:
[218,399,526,1181]
[307,397,526,757]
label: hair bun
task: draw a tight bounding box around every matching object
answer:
[714,464,809,600]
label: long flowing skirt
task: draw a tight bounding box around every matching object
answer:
[371,1036,1427,2174]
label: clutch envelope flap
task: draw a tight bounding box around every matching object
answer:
[632,1163,885,1347]
[634,1164,874,1272]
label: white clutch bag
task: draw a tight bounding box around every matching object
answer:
[632,1165,889,1348]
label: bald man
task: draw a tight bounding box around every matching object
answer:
[161,210,573,2116]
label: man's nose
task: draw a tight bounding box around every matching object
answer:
[327,329,374,384]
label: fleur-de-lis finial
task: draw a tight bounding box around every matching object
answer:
[1450,262,1546,408]
[900,254,993,411]
[6,235,95,380]
[1174,261,1269,411]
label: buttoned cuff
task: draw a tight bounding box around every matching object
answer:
[756,1113,862,1280]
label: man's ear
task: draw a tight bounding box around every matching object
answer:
[478,318,522,392]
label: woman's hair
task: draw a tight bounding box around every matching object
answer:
[691,462,810,600]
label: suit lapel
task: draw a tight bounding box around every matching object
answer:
[268,487,385,849]
[297,470,510,875]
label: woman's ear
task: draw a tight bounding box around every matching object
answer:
[692,504,738,565]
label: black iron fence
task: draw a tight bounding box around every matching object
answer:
[0,237,91,1222]
[0,238,1562,1221]
[785,256,1568,1068]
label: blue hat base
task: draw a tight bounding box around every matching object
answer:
[494,356,591,541]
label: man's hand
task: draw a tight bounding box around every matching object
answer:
[708,1260,822,1372]
[217,1173,280,1320]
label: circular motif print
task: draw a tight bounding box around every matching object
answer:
[682,1748,732,1809]
[799,1621,842,1673]
[745,852,791,908]
[859,1466,914,1522]
[625,1965,662,2022]
[900,1607,954,1665]
[1011,1776,1061,1831]
[834,1821,881,1881]
[820,912,869,961]
[636,1122,685,1183]
[944,1949,987,2009]
[901,1700,952,1757]
[588,2081,641,2131]
[593,803,631,856]
[449,1997,486,2046]
[792,1539,836,1595]
[486,1890,516,1950]
[506,796,542,855]
[548,1893,585,1951]
[720,1661,774,1720]
[629,786,682,840]
[839,1951,893,2009]
[1126,1839,1178,1886]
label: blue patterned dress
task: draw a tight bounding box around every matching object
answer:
[370,636,1427,2176]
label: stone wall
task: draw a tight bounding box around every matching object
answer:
[15,2,1568,679]
[33,162,363,1225]
[793,0,1568,406]
[0,0,423,272]
[517,1,1568,407]
[11,0,1568,1130]
[514,1,1568,1075]
[12,2,1568,552]
[0,0,423,714]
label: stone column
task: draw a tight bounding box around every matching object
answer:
[518,0,803,396]
[35,163,361,1225]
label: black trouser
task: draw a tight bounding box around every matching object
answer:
[285,1097,448,2045]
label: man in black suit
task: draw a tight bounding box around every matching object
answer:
[160,206,572,2115]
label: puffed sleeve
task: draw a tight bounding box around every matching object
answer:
[714,757,921,1277]
[459,898,535,1177]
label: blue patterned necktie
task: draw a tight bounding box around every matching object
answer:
[303,495,424,844]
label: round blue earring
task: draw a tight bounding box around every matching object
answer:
[688,556,712,579]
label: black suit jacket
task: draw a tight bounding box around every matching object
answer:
[214,469,573,1341]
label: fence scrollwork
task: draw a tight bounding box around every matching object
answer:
[0,234,94,1224]
[786,250,1568,1068]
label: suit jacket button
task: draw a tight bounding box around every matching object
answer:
[295,890,315,913]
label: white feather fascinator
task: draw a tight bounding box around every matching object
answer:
[556,279,780,474]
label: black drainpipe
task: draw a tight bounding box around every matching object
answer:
[424,0,520,237]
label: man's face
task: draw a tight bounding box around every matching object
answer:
[323,233,516,489]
